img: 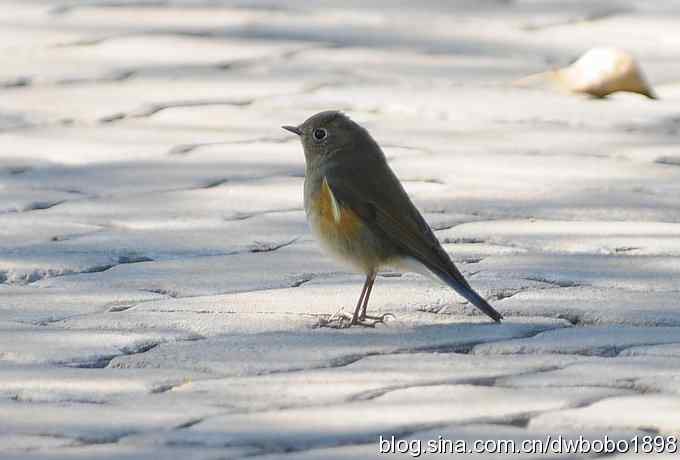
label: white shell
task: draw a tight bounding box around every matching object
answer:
[514,47,656,99]
[557,47,656,98]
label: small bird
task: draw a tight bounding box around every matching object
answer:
[283,111,502,327]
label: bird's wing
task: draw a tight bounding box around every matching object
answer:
[325,158,502,322]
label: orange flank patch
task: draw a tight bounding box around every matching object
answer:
[317,178,363,240]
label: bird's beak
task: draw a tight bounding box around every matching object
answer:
[282,125,302,136]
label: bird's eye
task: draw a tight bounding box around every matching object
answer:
[313,128,327,141]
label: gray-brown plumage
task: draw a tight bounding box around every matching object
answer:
[283,111,502,326]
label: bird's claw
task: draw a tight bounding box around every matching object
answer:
[316,309,395,329]
[361,312,396,322]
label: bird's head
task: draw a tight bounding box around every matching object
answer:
[282,111,370,164]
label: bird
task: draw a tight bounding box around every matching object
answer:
[282,111,502,327]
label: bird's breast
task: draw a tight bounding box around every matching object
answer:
[313,177,363,240]
[305,176,379,272]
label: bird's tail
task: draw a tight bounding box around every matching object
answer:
[428,264,503,323]
[397,255,503,322]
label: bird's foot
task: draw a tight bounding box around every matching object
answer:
[316,310,395,329]
[363,312,396,321]
[359,312,396,326]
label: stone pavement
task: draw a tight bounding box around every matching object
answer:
[1,1,680,458]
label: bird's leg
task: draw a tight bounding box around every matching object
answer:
[317,276,370,328]
[350,274,372,324]
[318,274,393,328]
[357,272,375,320]
[358,272,396,324]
